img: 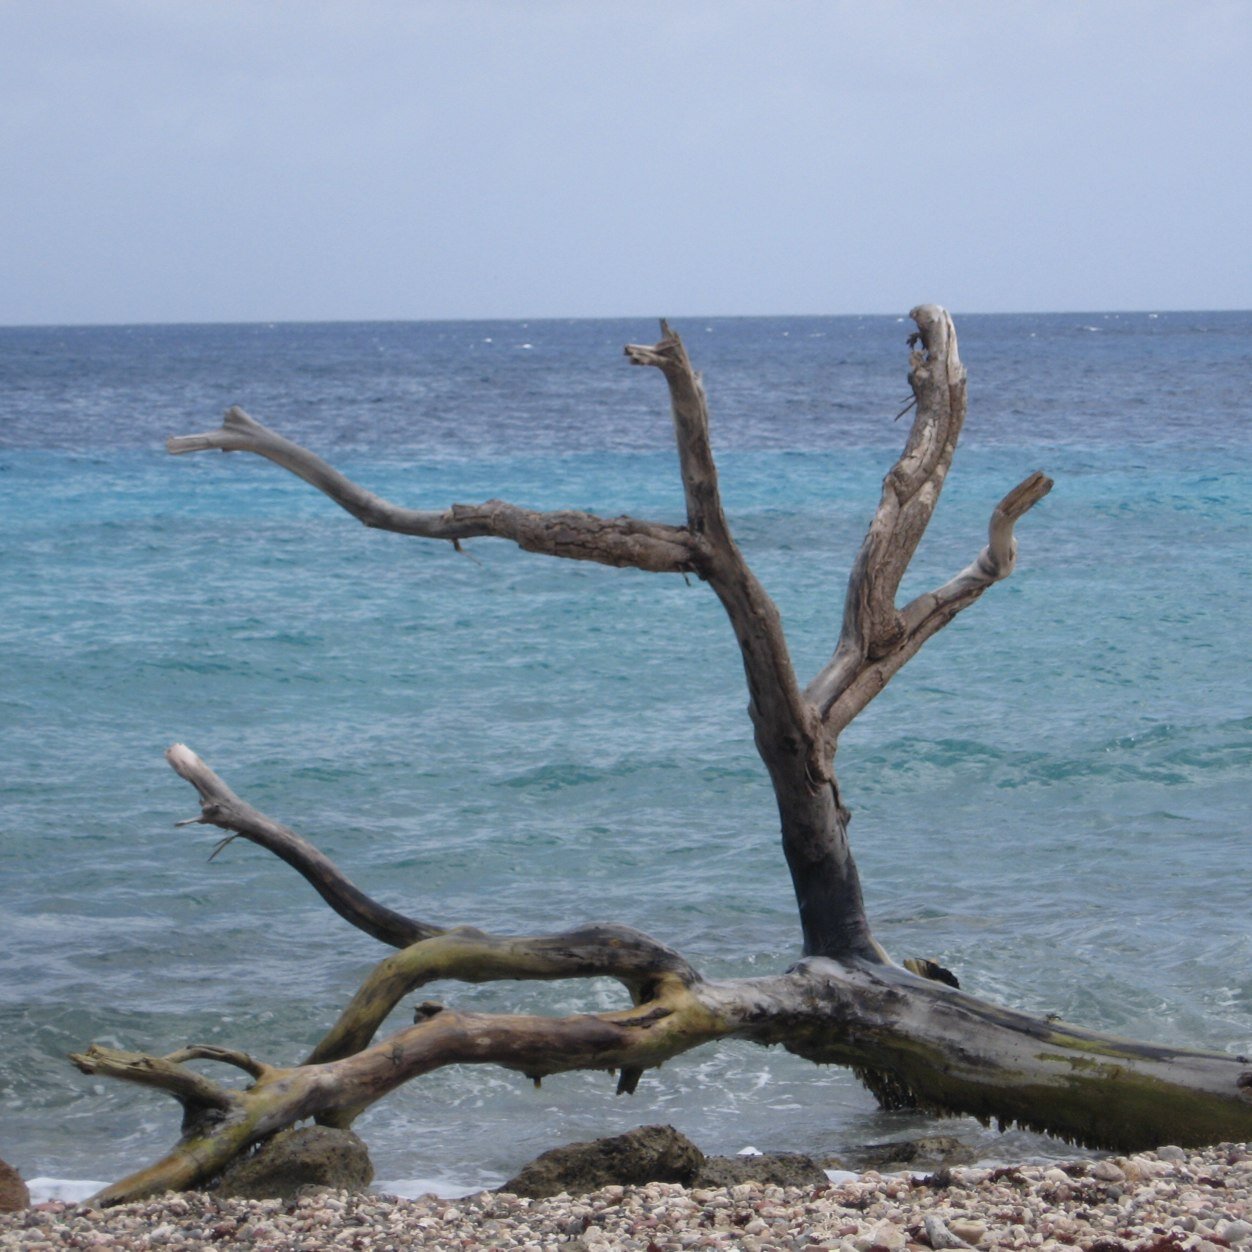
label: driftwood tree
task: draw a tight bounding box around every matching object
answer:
[73,306,1252,1205]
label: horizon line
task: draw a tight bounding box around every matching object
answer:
[3,305,1249,333]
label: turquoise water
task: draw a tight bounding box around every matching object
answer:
[1,313,1249,1191]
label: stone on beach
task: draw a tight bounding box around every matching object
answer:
[500,1124,704,1198]
[692,1151,829,1189]
[3,1142,1252,1250]
[212,1126,373,1201]
[500,1123,829,1198]
[0,1161,28,1214]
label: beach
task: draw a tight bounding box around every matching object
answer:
[4,1144,1250,1250]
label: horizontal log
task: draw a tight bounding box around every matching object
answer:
[77,954,1252,1205]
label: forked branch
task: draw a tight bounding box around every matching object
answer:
[70,1046,238,1116]
[818,469,1054,737]
[625,323,733,547]
[76,986,733,1205]
[166,743,701,1067]
[805,308,1051,734]
[162,1045,275,1080]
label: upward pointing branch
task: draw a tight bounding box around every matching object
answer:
[626,323,819,775]
[627,323,876,960]
[625,322,732,546]
[805,306,1052,732]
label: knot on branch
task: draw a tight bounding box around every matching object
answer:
[903,957,961,989]
[908,305,962,374]
[866,613,906,661]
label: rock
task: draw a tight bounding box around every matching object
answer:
[1156,1144,1187,1161]
[856,1218,907,1250]
[1090,1158,1126,1183]
[500,1125,704,1198]
[946,1218,986,1245]
[0,1158,29,1213]
[213,1126,374,1200]
[924,1214,973,1248]
[694,1152,829,1189]
[1217,1219,1252,1246]
[844,1135,977,1172]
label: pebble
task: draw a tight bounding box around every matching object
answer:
[2,1144,1251,1249]
[946,1217,986,1243]
[1090,1159,1126,1182]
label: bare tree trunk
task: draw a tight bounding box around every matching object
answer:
[72,307,1252,1205]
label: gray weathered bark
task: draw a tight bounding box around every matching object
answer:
[72,306,1252,1205]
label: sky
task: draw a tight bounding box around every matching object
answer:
[0,0,1248,325]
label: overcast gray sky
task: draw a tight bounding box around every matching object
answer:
[1,1,1247,325]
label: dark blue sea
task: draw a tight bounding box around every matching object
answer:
[1,311,1249,1196]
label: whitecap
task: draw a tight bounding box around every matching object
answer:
[825,1168,860,1184]
[26,1178,108,1204]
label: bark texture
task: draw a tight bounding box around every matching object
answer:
[72,307,1252,1205]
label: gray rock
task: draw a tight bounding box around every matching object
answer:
[1217,1219,1252,1246]
[924,1214,974,1248]
[213,1126,374,1200]
[839,1134,976,1172]
[1090,1158,1125,1183]
[0,1158,29,1213]
[694,1152,829,1189]
[500,1125,704,1198]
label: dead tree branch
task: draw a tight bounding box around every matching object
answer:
[168,407,697,573]
[70,306,1252,1206]
[167,743,436,948]
[805,306,1052,732]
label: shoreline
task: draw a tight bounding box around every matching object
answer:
[5,1144,1250,1250]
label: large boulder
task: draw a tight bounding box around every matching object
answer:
[501,1126,831,1197]
[694,1152,829,1189]
[501,1125,704,1198]
[0,1158,29,1212]
[213,1126,373,1200]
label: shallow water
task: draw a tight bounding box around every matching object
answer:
[1,312,1248,1190]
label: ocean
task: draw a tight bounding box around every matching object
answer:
[1,311,1249,1197]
